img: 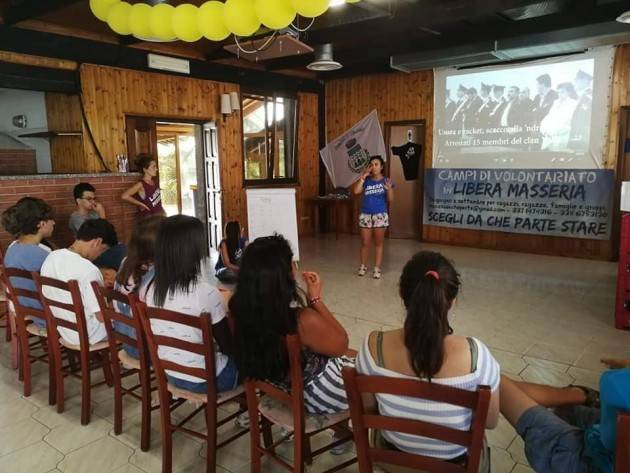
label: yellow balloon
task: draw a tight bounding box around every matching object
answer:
[90,0,120,22]
[224,0,260,37]
[107,1,132,35]
[150,3,176,41]
[198,2,230,41]
[291,0,330,18]
[130,3,152,39]
[172,4,202,42]
[255,0,296,30]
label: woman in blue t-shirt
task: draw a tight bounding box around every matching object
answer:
[352,156,394,279]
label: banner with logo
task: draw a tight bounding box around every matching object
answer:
[320,110,387,188]
[423,168,614,240]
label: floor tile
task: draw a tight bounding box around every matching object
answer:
[0,440,63,473]
[57,437,133,473]
[44,417,113,454]
[0,418,50,456]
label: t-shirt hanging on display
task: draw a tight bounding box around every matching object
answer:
[391,142,422,180]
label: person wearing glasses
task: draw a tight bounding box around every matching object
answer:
[69,183,107,235]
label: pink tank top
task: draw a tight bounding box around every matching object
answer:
[138,180,164,216]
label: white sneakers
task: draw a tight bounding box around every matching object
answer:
[357,265,382,279]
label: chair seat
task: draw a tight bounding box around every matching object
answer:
[118,350,141,369]
[25,324,47,337]
[167,382,244,404]
[258,395,350,434]
[59,338,109,352]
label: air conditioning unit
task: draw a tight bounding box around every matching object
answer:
[147,53,190,74]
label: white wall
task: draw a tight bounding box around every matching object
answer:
[0,88,52,173]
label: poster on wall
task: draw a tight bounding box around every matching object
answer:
[423,168,614,240]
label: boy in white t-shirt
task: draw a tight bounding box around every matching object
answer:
[40,219,117,345]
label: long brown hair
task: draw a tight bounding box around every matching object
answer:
[399,251,461,380]
[116,215,165,291]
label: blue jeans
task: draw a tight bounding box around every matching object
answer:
[167,358,239,394]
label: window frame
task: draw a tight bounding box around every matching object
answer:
[241,90,299,188]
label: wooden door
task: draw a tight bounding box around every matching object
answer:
[386,121,425,240]
[125,116,157,169]
[203,122,222,252]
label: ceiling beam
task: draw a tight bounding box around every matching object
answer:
[4,0,82,25]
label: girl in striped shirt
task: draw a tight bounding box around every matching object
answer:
[356,251,500,469]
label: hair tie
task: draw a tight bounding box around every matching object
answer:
[425,270,440,281]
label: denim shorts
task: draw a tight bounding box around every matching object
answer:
[516,406,598,473]
[167,358,239,394]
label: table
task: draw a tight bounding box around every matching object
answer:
[307,197,354,240]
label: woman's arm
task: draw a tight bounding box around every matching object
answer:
[353,167,371,195]
[601,358,630,369]
[121,182,150,211]
[385,178,394,203]
[219,242,239,273]
[485,389,500,429]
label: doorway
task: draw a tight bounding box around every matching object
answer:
[385,120,426,240]
[125,115,223,253]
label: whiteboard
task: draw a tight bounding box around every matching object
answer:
[246,188,300,261]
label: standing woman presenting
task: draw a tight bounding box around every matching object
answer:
[353,155,394,279]
[121,154,165,217]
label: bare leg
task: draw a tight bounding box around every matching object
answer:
[512,379,586,407]
[500,375,539,427]
[360,228,372,266]
[373,228,386,268]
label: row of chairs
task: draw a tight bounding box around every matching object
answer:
[0,258,628,472]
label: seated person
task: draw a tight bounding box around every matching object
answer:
[1,197,55,327]
[114,215,164,358]
[40,219,115,345]
[215,220,248,283]
[89,222,127,273]
[500,370,630,473]
[356,251,499,470]
[144,215,237,393]
[69,183,106,235]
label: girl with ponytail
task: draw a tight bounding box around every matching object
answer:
[356,251,500,469]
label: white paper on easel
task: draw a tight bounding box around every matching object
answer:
[246,188,300,261]
[622,182,630,211]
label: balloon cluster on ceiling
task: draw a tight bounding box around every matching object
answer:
[90,0,355,42]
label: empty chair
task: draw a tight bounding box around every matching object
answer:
[245,334,356,473]
[92,283,156,451]
[33,274,112,425]
[1,268,54,402]
[138,303,248,473]
[342,367,491,473]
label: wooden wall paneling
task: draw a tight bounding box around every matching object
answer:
[296,92,319,236]
[0,50,77,70]
[44,92,85,173]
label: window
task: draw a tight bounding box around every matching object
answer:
[242,93,298,185]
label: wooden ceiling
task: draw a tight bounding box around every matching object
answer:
[1,0,630,79]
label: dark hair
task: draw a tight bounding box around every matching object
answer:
[116,215,165,291]
[77,218,118,247]
[537,73,551,88]
[1,197,54,237]
[369,155,385,169]
[152,215,207,307]
[399,251,461,380]
[224,221,240,264]
[557,82,578,100]
[229,235,303,381]
[135,154,155,172]
[73,183,96,201]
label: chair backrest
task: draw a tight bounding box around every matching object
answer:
[342,367,491,473]
[1,267,46,322]
[91,282,151,370]
[136,303,219,403]
[32,273,90,348]
[244,334,306,434]
[617,411,630,472]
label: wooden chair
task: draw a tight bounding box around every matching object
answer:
[341,367,491,473]
[617,411,630,472]
[91,282,157,451]
[245,334,356,473]
[137,303,248,473]
[1,268,55,403]
[33,273,113,425]
[0,245,10,343]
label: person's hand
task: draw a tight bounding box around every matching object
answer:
[361,163,372,179]
[384,178,393,190]
[94,201,105,214]
[301,271,322,301]
[139,202,150,212]
[100,268,116,288]
[601,357,630,369]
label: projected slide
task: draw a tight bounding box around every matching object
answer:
[433,48,614,169]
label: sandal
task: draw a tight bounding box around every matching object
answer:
[569,384,600,408]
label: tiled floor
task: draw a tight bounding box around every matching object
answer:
[1,235,629,473]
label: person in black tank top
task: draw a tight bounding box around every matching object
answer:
[121,154,165,217]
